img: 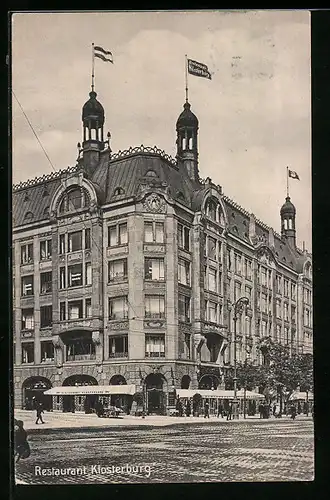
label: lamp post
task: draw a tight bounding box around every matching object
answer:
[232,296,250,420]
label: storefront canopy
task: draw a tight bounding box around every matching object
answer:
[289,391,314,401]
[176,389,265,400]
[44,385,136,396]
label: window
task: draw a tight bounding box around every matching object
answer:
[291,283,296,301]
[206,198,218,221]
[85,228,91,249]
[21,275,33,296]
[85,298,92,318]
[21,309,34,330]
[261,268,267,286]
[178,224,190,251]
[68,300,83,320]
[60,302,66,321]
[227,249,232,271]
[21,243,33,264]
[178,294,191,322]
[234,253,242,275]
[268,295,273,313]
[178,259,190,286]
[284,326,289,345]
[108,259,128,282]
[144,222,164,243]
[145,335,165,358]
[22,343,34,364]
[276,275,282,294]
[85,262,92,285]
[145,258,165,281]
[40,239,52,260]
[108,222,128,246]
[275,324,281,342]
[246,316,252,336]
[206,301,219,323]
[245,259,252,280]
[245,286,252,302]
[205,267,217,292]
[145,295,165,319]
[109,335,128,358]
[41,341,54,363]
[276,299,281,318]
[291,305,296,324]
[40,271,52,294]
[66,338,95,361]
[40,305,52,328]
[268,270,272,289]
[60,267,66,289]
[59,234,66,254]
[284,280,289,297]
[234,282,241,302]
[284,302,289,321]
[109,296,128,320]
[262,293,267,313]
[68,231,82,252]
[68,264,83,287]
[261,320,267,337]
[207,236,217,261]
[59,188,87,213]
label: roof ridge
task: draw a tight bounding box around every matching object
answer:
[13,165,80,192]
[110,145,177,168]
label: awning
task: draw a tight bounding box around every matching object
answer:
[176,389,265,400]
[289,391,314,401]
[44,385,136,396]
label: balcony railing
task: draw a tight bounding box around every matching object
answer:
[109,352,128,358]
[145,352,165,358]
[66,353,96,361]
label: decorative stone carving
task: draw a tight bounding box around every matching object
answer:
[49,211,57,223]
[109,321,129,331]
[143,193,166,213]
[92,331,101,345]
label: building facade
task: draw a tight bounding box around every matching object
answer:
[12,90,313,413]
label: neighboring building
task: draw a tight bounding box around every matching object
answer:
[12,89,313,413]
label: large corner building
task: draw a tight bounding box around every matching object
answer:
[12,89,313,413]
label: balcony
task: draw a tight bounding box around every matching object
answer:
[66,353,96,361]
[109,352,128,359]
[145,352,165,358]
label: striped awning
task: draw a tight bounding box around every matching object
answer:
[44,385,136,396]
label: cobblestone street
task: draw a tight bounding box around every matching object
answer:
[15,417,314,484]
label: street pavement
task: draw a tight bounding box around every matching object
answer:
[15,415,314,484]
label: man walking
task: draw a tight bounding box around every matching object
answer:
[35,401,45,424]
[204,401,210,418]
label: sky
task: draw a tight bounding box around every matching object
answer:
[12,10,311,249]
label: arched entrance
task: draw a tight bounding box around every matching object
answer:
[108,375,130,413]
[22,377,52,410]
[181,375,191,389]
[198,375,220,390]
[62,375,98,413]
[145,373,167,415]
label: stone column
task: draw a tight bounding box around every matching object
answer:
[52,335,64,367]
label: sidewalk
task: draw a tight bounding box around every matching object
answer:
[14,410,312,434]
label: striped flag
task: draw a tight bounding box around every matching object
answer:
[94,45,113,63]
[187,59,212,80]
[288,169,300,180]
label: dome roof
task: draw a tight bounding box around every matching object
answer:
[280,196,296,216]
[82,91,105,124]
[176,101,198,129]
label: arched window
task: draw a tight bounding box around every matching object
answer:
[145,170,157,178]
[59,187,89,213]
[113,187,125,196]
[206,197,222,223]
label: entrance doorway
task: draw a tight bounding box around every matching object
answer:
[145,373,166,415]
[22,377,52,410]
[62,374,98,413]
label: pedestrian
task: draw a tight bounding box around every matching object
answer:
[272,403,276,417]
[204,401,210,419]
[35,402,45,424]
[186,400,191,417]
[14,419,30,463]
[226,403,232,421]
[290,404,297,420]
[217,402,223,418]
[259,403,263,419]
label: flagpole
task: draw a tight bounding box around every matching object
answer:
[185,54,189,103]
[91,42,95,92]
[286,166,289,198]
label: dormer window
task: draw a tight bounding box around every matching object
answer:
[59,187,89,213]
[205,197,223,224]
[145,170,157,177]
[305,262,312,280]
[24,211,34,220]
[113,187,125,196]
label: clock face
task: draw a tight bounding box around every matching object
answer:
[144,193,166,213]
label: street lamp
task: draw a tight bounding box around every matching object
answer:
[232,296,250,420]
